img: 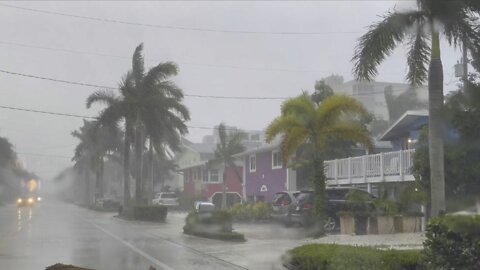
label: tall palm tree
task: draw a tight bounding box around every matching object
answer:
[209,123,246,209]
[352,0,480,217]
[87,43,189,206]
[265,93,372,232]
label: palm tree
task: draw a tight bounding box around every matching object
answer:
[265,93,372,232]
[352,0,480,217]
[87,43,190,206]
[72,120,121,203]
[209,123,246,209]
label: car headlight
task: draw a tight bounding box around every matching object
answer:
[17,198,22,203]
[28,198,34,203]
[37,197,42,201]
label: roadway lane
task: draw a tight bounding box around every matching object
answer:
[0,200,248,270]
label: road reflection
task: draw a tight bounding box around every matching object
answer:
[17,207,34,232]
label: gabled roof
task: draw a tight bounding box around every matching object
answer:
[233,136,282,157]
[379,110,428,141]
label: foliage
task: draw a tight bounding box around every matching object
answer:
[423,215,480,270]
[311,80,334,104]
[284,244,424,270]
[87,43,190,205]
[183,210,245,241]
[384,86,426,123]
[227,202,272,221]
[133,205,168,222]
[209,123,246,209]
[265,93,373,229]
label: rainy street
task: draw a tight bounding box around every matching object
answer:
[0,201,303,270]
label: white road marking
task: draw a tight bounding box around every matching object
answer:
[90,222,175,270]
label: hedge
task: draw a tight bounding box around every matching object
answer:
[133,205,168,222]
[227,202,271,222]
[423,215,480,270]
[183,210,246,241]
[284,244,424,270]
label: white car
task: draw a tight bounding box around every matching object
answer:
[152,192,179,207]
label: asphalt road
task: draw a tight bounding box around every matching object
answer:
[0,200,265,270]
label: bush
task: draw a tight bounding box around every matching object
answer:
[227,202,271,222]
[183,210,245,241]
[423,215,480,270]
[133,205,168,222]
[284,244,424,270]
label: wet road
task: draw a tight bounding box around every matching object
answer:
[0,201,259,270]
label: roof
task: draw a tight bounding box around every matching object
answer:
[379,110,428,141]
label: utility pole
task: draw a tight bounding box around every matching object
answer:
[462,35,468,89]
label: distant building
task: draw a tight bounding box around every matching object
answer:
[332,79,428,122]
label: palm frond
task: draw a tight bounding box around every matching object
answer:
[352,10,425,81]
[280,128,308,165]
[143,62,178,91]
[86,89,118,108]
[132,43,145,88]
[321,122,374,152]
[265,115,302,143]
[406,27,430,86]
[317,95,370,128]
[281,93,316,117]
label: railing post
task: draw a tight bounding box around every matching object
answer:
[348,157,352,184]
[380,152,384,181]
[362,155,367,182]
[399,150,404,181]
[334,159,338,185]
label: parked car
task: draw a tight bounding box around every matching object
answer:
[152,192,179,207]
[290,187,376,231]
[271,191,300,225]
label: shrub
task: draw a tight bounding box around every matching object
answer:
[183,210,245,241]
[227,202,271,222]
[423,215,480,270]
[284,244,424,270]
[133,205,168,222]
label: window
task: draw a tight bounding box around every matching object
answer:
[249,154,256,172]
[272,150,282,169]
[209,169,219,183]
[202,168,208,182]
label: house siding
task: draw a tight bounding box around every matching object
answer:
[245,150,287,202]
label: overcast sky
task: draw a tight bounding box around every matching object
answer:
[0,1,464,180]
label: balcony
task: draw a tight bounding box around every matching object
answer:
[324,149,416,186]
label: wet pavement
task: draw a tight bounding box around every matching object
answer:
[0,201,286,270]
[0,201,310,270]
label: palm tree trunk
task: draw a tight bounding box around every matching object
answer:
[95,158,101,202]
[149,141,154,203]
[222,163,227,209]
[134,116,144,203]
[84,165,91,206]
[123,119,132,209]
[312,139,326,234]
[99,156,104,198]
[428,31,446,217]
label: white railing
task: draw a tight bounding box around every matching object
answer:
[324,149,415,185]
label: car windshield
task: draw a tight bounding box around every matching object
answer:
[1,1,476,269]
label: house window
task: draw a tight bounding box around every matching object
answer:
[272,150,282,169]
[249,154,256,172]
[202,168,208,182]
[209,169,220,183]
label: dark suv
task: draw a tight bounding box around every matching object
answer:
[271,191,300,225]
[290,188,375,231]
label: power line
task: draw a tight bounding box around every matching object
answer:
[0,104,248,131]
[0,3,361,36]
[0,69,289,100]
[17,152,72,159]
[0,68,418,99]
[0,40,322,74]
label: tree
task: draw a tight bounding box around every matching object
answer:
[72,120,121,203]
[311,80,334,105]
[352,0,480,217]
[87,43,190,206]
[209,123,246,209]
[265,93,372,233]
[384,85,426,124]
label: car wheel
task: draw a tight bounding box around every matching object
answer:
[324,216,336,232]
